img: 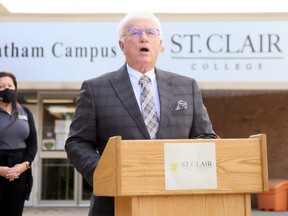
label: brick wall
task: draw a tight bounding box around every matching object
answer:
[203,92,288,179]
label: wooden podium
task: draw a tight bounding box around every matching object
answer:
[93,134,268,216]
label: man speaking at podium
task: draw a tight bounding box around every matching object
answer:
[65,11,217,216]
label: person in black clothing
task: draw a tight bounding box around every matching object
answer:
[0,71,38,216]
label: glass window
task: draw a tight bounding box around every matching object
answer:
[42,99,76,151]
[41,159,74,200]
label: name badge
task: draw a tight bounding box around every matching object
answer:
[18,114,28,120]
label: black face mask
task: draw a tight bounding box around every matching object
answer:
[0,88,17,103]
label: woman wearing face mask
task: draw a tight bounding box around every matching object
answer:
[0,71,38,216]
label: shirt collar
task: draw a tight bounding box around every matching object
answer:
[126,64,156,84]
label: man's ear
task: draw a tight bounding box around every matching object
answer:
[159,39,163,52]
[119,40,125,54]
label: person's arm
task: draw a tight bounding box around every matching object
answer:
[14,161,30,172]
[65,80,101,187]
[190,79,217,139]
[23,106,38,163]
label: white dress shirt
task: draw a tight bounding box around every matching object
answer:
[126,64,161,120]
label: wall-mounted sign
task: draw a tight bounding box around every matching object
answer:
[0,22,287,82]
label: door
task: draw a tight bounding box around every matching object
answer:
[38,91,92,206]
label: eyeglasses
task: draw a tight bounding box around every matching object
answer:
[125,28,160,38]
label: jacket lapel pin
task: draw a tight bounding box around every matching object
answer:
[175,100,188,110]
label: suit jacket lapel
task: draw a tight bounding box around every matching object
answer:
[110,65,151,139]
[155,69,174,139]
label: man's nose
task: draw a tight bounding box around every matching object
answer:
[139,31,148,40]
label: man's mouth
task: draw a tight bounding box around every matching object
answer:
[140,47,149,52]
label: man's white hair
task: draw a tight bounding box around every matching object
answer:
[117,10,162,40]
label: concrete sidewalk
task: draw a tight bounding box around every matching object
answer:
[252,209,288,216]
[23,207,89,216]
[23,207,288,216]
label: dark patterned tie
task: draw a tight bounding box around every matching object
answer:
[139,75,159,139]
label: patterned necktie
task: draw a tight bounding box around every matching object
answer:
[139,75,159,139]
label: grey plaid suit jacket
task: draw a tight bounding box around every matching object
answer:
[65,64,216,215]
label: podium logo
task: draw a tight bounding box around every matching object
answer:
[169,162,180,171]
[169,161,214,172]
[182,161,213,172]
